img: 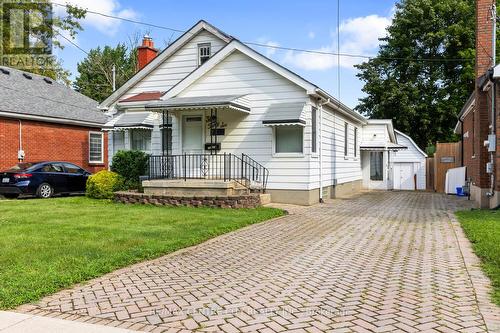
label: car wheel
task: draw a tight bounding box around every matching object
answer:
[37,183,53,198]
[3,194,19,199]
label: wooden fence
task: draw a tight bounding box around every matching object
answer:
[427,142,462,193]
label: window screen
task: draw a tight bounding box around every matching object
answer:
[275,126,303,153]
[130,129,152,152]
[370,152,384,181]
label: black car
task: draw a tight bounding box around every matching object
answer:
[0,162,91,199]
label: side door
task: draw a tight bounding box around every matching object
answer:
[62,163,88,192]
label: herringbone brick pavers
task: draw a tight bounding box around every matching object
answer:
[17,192,494,332]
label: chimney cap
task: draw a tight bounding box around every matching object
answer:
[143,34,152,40]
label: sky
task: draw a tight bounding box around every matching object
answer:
[53,0,397,109]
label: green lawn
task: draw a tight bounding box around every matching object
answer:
[456,210,500,306]
[0,197,283,309]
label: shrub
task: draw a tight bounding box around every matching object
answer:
[111,150,149,189]
[86,170,124,199]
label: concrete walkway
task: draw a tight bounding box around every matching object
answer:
[0,311,140,332]
[16,192,500,332]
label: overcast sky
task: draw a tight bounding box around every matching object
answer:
[54,0,397,108]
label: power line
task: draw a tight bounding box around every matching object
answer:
[52,2,474,63]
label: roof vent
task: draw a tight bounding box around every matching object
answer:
[43,78,52,84]
[0,68,10,75]
[23,73,32,80]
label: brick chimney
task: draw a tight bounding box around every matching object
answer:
[476,0,494,78]
[137,34,158,71]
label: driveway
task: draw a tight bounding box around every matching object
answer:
[17,192,498,332]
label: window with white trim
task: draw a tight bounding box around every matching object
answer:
[89,132,104,163]
[311,107,317,153]
[370,151,384,181]
[275,126,303,153]
[344,122,348,156]
[354,127,358,157]
[198,43,211,66]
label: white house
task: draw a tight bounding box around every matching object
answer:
[99,20,423,205]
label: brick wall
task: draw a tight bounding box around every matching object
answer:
[471,0,495,190]
[0,117,108,172]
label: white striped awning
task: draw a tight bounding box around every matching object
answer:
[103,112,157,131]
[262,102,306,127]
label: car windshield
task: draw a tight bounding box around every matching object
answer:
[5,163,36,172]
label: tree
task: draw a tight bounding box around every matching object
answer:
[355,0,475,149]
[73,42,137,102]
[0,1,86,83]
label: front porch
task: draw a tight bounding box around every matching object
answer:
[105,95,271,197]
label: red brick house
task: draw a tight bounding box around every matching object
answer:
[455,0,500,208]
[0,66,108,172]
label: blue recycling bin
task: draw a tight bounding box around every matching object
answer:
[456,187,464,196]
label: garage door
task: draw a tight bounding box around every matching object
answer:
[393,163,415,190]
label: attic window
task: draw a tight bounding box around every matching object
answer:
[43,78,53,84]
[23,73,32,80]
[198,43,211,66]
[0,68,9,75]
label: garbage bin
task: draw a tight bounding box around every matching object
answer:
[456,187,464,196]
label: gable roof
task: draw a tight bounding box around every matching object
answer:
[366,119,397,143]
[395,129,427,157]
[99,20,232,108]
[100,20,366,124]
[160,39,366,123]
[0,66,106,126]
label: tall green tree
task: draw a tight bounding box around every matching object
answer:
[0,1,86,83]
[355,0,476,149]
[73,43,137,102]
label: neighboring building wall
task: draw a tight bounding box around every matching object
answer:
[0,117,108,172]
[121,30,227,100]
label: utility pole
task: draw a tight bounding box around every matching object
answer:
[112,64,116,91]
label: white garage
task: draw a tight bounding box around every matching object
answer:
[391,130,427,190]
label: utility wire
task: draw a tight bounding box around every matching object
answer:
[52,2,474,63]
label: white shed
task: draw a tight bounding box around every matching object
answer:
[392,130,427,190]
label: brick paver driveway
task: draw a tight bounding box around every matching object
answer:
[18,192,495,332]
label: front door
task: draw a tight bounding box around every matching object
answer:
[394,163,414,190]
[182,115,204,178]
[182,115,203,154]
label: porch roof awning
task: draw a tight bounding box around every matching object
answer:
[145,95,251,113]
[262,102,306,126]
[360,142,408,151]
[103,111,157,131]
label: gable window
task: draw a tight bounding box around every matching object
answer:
[370,152,383,181]
[311,107,317,153]
[89,132,104,164]
[275,126,303,153]
[130,129,151,152]
[354,127,358,157]
[344,122,348,156]
[198,43,211,66]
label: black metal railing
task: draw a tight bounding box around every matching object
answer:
[148,153,269,192]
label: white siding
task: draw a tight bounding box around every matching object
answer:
[175,51,311,190]
[310,103,362,190]
[393,132,426,190]
[121,31,227,100]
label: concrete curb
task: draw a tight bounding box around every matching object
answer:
[0,311,141,332]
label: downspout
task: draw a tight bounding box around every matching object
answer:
[18,120,24,161]
[318,97,330,203]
